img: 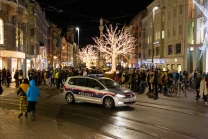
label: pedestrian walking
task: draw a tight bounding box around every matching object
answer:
[195,77,208,105]
[14,69,19,87]
[162,72,169,96]
[6,69,11,87]
[18,70,23,85]
[16,78,29,118]
[195,73,202,102]
[26,79,40,121]
[153,70,159,99]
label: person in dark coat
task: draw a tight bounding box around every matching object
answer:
[153,70,159,99]
[14,69,19,87]
[2,68,6,85]
[195,73,202,101]
[6,69,11,87]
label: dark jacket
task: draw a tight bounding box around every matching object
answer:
[195,77,202,89]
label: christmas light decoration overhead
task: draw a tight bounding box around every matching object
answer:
[193,0,208,60]
[78,45,98,68]
[93,25,136,72]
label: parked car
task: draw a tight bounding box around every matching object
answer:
[62,76,136,109]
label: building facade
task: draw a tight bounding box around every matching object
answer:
[26,1,50,71]
[185,0,208,73]
[140,0,207,72]
[48,23,62,69]
[130,10,147,68]
[0,0,29,79]
[60,36,74,67]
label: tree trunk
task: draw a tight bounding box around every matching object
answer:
[111,53,116,73]
[86,62,90,69]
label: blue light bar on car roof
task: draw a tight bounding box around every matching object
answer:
[87,74,104,77]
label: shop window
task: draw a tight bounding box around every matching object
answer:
[176,43,181,54]
[0,19,4,44]
[168,45,173,55]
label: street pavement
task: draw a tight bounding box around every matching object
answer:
[0,83,112,139]
[0,82,208,139]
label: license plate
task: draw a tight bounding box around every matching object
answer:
[129,98,135,102]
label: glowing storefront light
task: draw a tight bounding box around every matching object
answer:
[193,0,208,60]
[0,50,25,59]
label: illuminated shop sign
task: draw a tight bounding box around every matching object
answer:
[0,50,25,59]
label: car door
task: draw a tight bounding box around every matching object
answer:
[71,77,88,101]
[85,78,105,104]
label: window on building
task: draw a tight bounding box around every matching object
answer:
[168,11,171,20]
[176,43,181,54]
[168,45,173,55]
[179,24,183,35]
[30,28,34,36]
[30,6,34,14]
[139,53,141,58]
[156,47,160,56]
[148,49,151,57]
[30,45,34,54]
[173,7,176,17]
[168,29,170,38]
[0,19,4,44]
[173,27,176,36]
[179,5,183,14]
[192,3,195,18]
[162,13,165,22]
[200,18,204,43]
[162,31,164,39]
[139,42,141,47]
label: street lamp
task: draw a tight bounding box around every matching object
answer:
[76,27,79,48]
[152,6,159,71]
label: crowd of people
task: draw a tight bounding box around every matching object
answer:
[112,68,207,105]
[1,66,208,120]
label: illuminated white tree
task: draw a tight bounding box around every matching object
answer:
[78,45,98,68]
[193,0,208,60]
[93,25,136,72]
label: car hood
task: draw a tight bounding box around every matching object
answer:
[108,87,133,94]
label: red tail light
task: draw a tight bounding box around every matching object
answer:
[62,85,66,89]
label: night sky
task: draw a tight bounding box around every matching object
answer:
[38,0,154,47]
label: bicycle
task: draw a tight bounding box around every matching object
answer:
[183,78,195,91]
[168,81,186,97]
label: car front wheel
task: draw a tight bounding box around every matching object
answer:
[65,93,75,104]
[104,97,114,109]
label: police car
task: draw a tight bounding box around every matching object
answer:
[62,75,136,109]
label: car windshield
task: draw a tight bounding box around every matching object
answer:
[98,78,120,88]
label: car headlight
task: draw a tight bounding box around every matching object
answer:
[116,94,125,98]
